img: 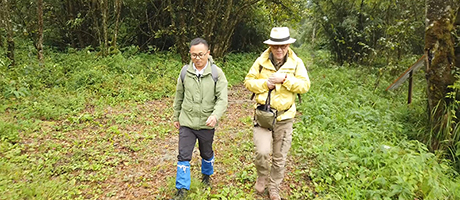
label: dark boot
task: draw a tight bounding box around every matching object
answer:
[201,174,211,187]
[170,188,187,200]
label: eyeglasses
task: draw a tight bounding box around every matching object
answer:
[270,45,289,50]
[191,52,207,59]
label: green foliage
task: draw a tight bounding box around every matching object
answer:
[291,51,460,199]
[218,52,259,87]
[0,121,21,144]
[0,119,77,199]
[1,47,460,199]
[306,0,425,66]
[5,0,305,59]
[0,48,181,121]
[0,158,75,200]
[423,78,460,172]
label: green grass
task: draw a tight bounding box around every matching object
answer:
[290,51,460,199]
[1,46,459,199]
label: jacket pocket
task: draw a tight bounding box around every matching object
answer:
[182,101,193,112]
[202,107,214,115]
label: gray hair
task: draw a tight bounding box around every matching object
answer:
[190,38,209,49]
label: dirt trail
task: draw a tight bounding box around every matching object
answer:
[98,84,308,199]
[86,84,251,199]
[27,84,308,199]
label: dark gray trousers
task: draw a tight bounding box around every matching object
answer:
[177,126,215,161]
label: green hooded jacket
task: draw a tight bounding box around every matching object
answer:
[173,57,228,130]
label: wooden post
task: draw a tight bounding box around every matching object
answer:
[408,70,413,104]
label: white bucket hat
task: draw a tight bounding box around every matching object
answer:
[263,27,296,45]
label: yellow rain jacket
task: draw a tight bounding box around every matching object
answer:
[244,48,310,121]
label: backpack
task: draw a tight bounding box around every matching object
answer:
[250,65,302,103]
[180,64,219,84]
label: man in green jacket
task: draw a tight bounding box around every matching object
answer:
[244,27,310,200]
[171,38,228,199]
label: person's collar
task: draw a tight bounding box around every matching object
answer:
[269,52,287,70]
[192,61,209,76]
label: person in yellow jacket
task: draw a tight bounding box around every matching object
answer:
[244,27,310,200]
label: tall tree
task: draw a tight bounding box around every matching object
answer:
[65,0,86,48]
[309,0,425,65]
[111,0,121,52]
[3,0,14,67]
[37,0,44,63]
[0,4,3,49]
[100,0,108,56]
[424,0,459,150]
[166,0,188,62]
[165,0,290,62]
[6,0,302,57]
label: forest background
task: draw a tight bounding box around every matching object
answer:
[1,0,460,199]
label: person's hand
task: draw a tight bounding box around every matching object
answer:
[268,73,286,84]
[267,80,275,89]
[173,121,180,129]
[206,115,217,127]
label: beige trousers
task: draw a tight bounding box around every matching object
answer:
[253,118,294,191]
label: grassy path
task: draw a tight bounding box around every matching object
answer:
[4,55,459,199]
[4,84,312,199]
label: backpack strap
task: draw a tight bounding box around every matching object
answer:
[211,64,219,83]
[250,65,264,100]
[180,65,188,83]
[180,64,219,84]
[297,90,302,103]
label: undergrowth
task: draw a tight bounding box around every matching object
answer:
[291,49,460,199]
[0,46,459,199]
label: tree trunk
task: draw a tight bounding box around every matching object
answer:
[211,0,259,58]
[165,0,261,62]
[167,0,189,63]
[454,7,460,129]
[37,0,44,64]
[66,0,76,48]
[177,0,188,63]
[311,22,316,45]
[100,0,108,56]
[90,0,101,49]
[455,7,460,73]
[75,0,85,48]
[0,0,3,48]
[0,3,3,49]
[4,0,14,67]
[424,0,459,150]
[112,0,122,52]
[212,0,233,58]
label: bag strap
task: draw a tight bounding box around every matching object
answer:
[263,89,273,111]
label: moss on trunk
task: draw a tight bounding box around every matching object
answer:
[424,0,459,150]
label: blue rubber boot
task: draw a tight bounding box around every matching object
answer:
[201,156,214,187]
[175,161,191,190]
[201,156,214,175]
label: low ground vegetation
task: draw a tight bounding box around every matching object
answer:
[0,46,459,199]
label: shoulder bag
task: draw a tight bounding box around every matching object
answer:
[255,89,276,130]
